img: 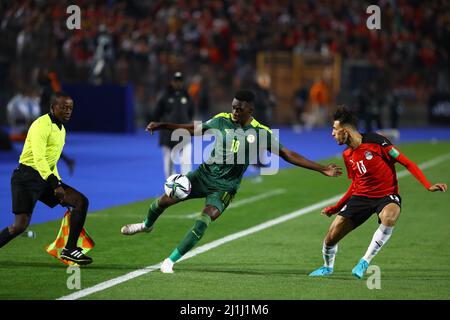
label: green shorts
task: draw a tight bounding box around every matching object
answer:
[184,170,235,213]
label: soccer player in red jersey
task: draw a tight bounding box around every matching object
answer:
[309,106,447,278]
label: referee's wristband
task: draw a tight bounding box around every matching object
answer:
[47,174,61,189]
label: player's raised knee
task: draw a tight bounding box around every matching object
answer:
[380,205,401,226]
[203,206,221,221]
[158,194,178,208]
[380,214,399,227]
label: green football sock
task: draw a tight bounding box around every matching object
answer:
[169,248,182,263]
[144,199,165,228]
[169,213,211,262]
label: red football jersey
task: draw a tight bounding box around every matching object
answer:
[343,133,399,198]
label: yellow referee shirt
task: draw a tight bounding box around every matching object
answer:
[19,113,65,182]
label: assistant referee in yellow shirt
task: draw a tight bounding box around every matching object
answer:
[0,92,92,265]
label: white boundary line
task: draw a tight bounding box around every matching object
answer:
[57,152,450,300]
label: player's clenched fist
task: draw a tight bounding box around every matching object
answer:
[321,205,341,217]
[146,122,162,134]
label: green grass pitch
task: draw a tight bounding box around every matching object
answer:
[1,142,449,300]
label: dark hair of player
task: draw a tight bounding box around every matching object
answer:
[235,90,255,103]
[333,105,358,128]
[50,91,71,106]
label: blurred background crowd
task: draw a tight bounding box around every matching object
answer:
[0,0,448,138]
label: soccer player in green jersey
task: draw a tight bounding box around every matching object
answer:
[121,90,342,273]
[0,92,92,265]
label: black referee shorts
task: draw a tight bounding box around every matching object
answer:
[338,194,402,229]
[11,164,70,214]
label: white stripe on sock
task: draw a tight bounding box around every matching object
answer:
[322,243,338,268]
[363,224,394,263]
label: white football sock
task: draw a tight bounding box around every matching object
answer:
[363,224,394,263]
[322,242,338,268]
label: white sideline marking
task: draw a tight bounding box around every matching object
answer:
[57,152,450,300]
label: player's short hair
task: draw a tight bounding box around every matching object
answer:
[333,105,358,128]
[50,91,71,107]
[235,90,255,104]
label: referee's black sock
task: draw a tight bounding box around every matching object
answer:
[0,227,19,248]
[66,210,86,249]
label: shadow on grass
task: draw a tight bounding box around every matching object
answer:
[0,260,145,271]
[0,260,67,269]
[174,263,339,278]
[173,263,433,282]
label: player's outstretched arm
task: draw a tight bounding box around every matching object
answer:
[146,121,196,135]
[321,181,355,217]
[278,147,342,177]
[393,150,447,192]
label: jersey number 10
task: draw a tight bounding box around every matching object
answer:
[356,160,367,174]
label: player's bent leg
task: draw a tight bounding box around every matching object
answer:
[157,193,180,209]
[161,205,218,273]
[324,215,355,246]
[144,194,179,228]
[0,213,31,248]
[59,187,92,265]
[309,215,354,277]
[170,210,213,260]
[121,194,179,235]
[354,203,400,279]
[203,204,222,221]
[378,202,401,227]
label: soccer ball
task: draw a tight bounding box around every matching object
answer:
[164,174,192,200]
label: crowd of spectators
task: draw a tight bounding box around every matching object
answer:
[0,0,448,123]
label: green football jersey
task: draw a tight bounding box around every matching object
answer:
[195,112,283,192]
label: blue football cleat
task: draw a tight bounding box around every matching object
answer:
[352,259,369,279]
[309,266,334,276]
